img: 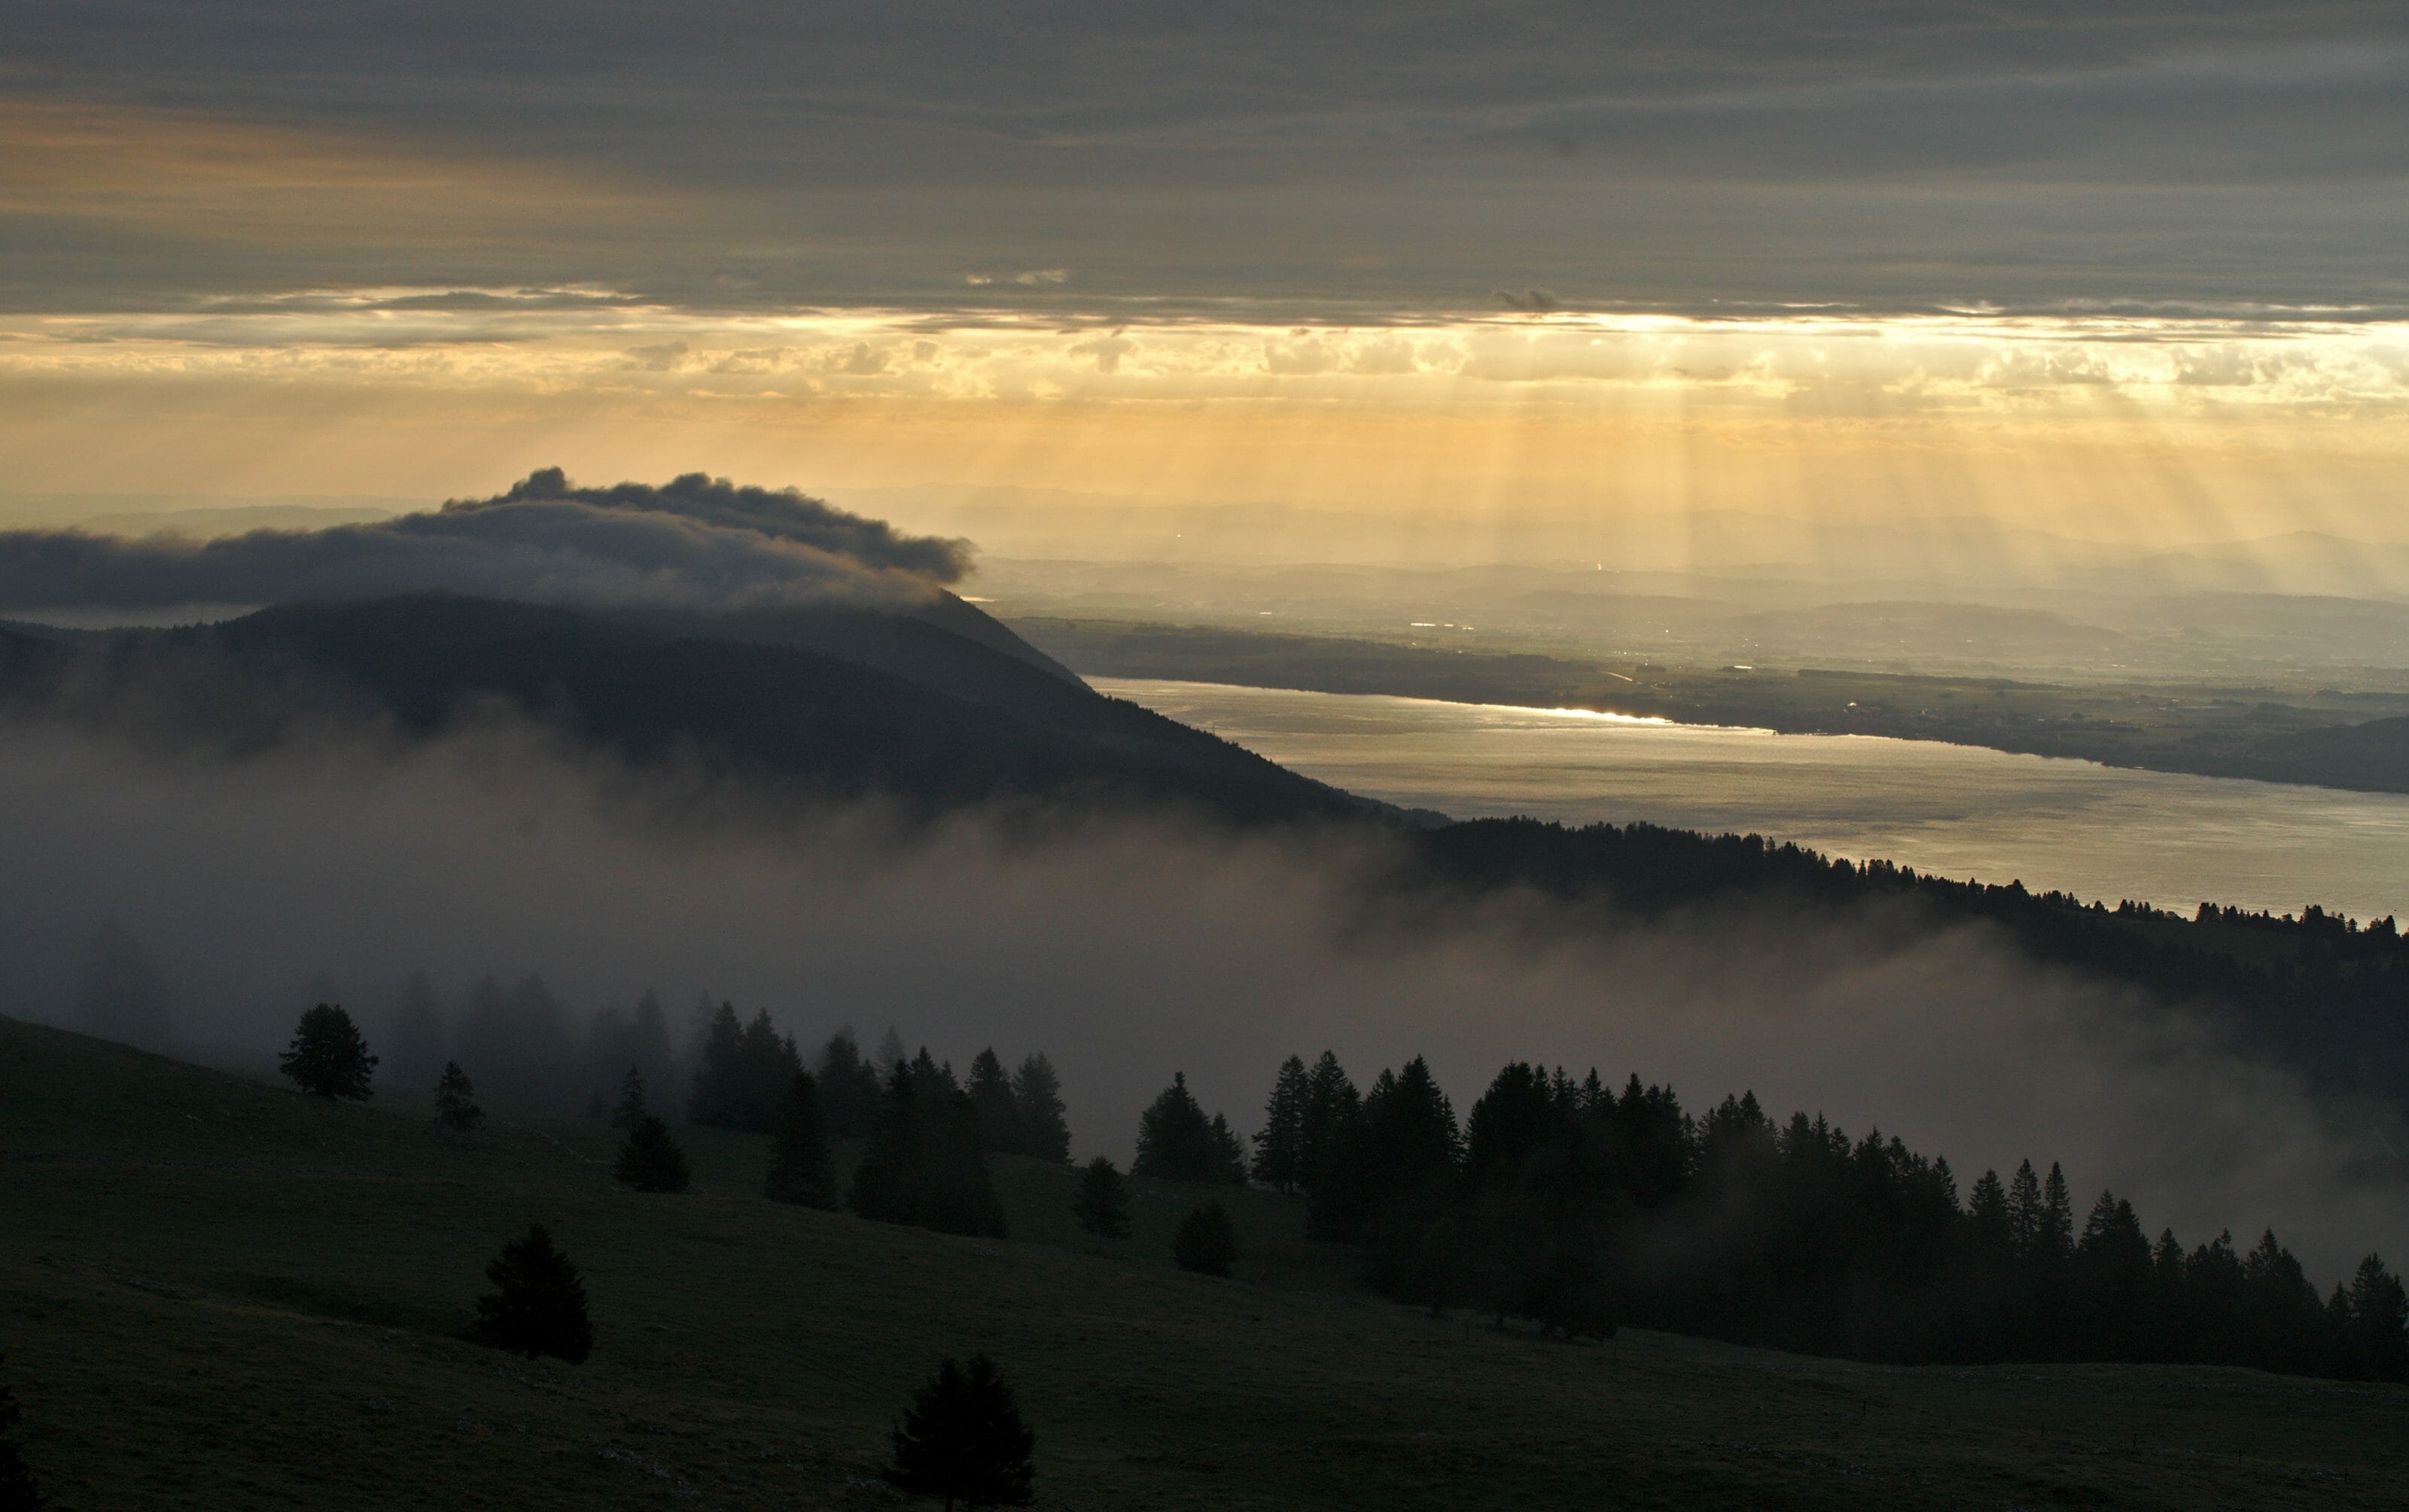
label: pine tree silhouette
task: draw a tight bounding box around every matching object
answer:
[611,1065,648,1130]
[279,1003,378,1100]
[1134,1072,1247,1185]
[883,1355,1035,1510]
[1251,1054,1308,1191]
[765,1069,838,1209]
[434,1060,483,1130]
[1174,1200,1239,1278]
[1072,1157,1131,1252]
[473,1225,592,1364]
[614,1115,692,1193]
[1009,1054,1071,1164]
[965,1049,1019,1155]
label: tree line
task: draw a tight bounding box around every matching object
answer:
[268,999,2407,1383]
[1406,817,2409,1111]
[1195,1048,2408,1381]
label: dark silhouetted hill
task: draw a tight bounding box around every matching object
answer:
[0,595,1359,823]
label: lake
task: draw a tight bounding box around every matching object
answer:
[1097,677,2409,922]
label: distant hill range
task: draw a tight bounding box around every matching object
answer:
[0,592,1363,823]
[1,589,2401,1112]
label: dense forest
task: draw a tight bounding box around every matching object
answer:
[1406,818,2409,1109]
[1199,1050,2409,1383]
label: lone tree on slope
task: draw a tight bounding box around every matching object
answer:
[1174,1200,1239,1279]
[1072,1157,1131,1252]
[434,1061,484,1130]
[883,1355,1036,1510]
[615,1115,692,1193]
[473,1224,592,1364]
[279,1003,378,1100]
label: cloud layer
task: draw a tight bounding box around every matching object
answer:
[5,5,2407,320]
[0,469,970,613]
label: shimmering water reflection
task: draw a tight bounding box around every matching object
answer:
[1098,678,2409,922]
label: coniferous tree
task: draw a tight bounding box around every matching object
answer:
[687,1002,746,1127]
[1360,1057,1460,1206]
[1009,1054,1071,1164]
[818,1028,885,1141]
[765,1070,838,1209]
[279,1003,378,1100]
[614,1115,691,1193]
[473,1224,593,1364]
[611,1065,648,1130]
[849,1063,1005,1237]
[1251,1054,1308,1192]
[1072,1157,1131,1252]
[1133,1072,1247,1185]
[875,1026,909,1075]
[2005,1159,2045,1257]
[965,1049,1020,1155]
[434,1060,484,1130]
[1173,1200,1239,1278]
[0,1355,41,1512]
[2039,1163,2076,1264]
[739,1011,802,1130]
[883,1355,1035,1510]
[2340,1254,2409,1381]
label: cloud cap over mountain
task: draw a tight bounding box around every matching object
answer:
[0,470,972,613]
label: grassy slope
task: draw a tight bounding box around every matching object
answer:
[4,1017,2404,1510]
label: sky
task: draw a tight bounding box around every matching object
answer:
[6,2,2409,557]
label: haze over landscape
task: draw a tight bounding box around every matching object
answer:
[3,5,2407,1509]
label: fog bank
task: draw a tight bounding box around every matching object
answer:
[0,712,2396,1282]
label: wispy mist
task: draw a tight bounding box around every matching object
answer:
[0,708,2395,1282]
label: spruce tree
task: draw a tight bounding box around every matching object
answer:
[279,1003,378,1100]
[2344,1253,2409,1381]
[818,1028,884,1141]
[2005,1159,2044,1255]
[687,1002,745,1127]
[1009,1054,1071,1164]
[966,1049,1021,1155]
[434,1060,484,1130]
[883,1355,1035,1510]
[1173,1200,1239,1278]
[850,1063,1007,1237]
[2039,1163,2076,1263]
[0,1355,41,1511]
[473,1224,593,1364]
[611,1065,648,1130]
[735,1011,803,1132]
[1251,1054,1308,1192]
[1133,1072,1245,1185]
[614,1115,692,1193]
[765,1069,838,1209]
[1072,1157,1131,1252]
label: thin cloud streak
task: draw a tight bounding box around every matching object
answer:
[0,470,970,613]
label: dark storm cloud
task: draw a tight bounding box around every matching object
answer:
[0,470,970,612]
[6,3,2408,318]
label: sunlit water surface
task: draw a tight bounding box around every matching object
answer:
[1097,677,2409,922]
